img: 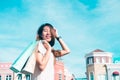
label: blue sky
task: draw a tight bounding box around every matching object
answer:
[0,0,120,78]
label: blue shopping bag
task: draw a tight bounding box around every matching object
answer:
[10,41,38,73]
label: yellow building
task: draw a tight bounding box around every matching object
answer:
[85,49,112,80]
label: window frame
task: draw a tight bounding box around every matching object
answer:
[6,75,12,80]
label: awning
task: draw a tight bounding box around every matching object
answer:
[113,71,119,75]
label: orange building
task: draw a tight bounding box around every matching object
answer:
[54,60,74,80]
[54,60,64,80]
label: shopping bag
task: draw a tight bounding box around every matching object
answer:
[21,45,37,74]
[10,41,37,73]
[21,40,46,74]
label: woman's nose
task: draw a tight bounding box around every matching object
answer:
[47,31,50,35]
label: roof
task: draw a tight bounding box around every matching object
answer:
[92,49,104,52]
[113,71,119,75]
[85,49,112,58]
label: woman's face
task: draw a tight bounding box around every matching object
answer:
[42,26,52,42]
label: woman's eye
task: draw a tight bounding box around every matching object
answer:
[43,30,47,32]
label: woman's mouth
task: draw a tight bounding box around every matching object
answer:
[46,36,51,39]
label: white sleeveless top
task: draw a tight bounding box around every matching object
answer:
[31,40,54,80]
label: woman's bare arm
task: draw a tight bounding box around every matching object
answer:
[36,40,51,71]
[53,29,70,57]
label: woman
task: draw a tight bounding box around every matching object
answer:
[31,23,70,80]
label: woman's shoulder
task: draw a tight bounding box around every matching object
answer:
[37,40,46,54]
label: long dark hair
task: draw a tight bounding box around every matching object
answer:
[37,23,55,47]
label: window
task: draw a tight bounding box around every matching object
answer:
[112,75,119,80]
[18,74,22,80]
[89,58,93,64]
[0,75,1,80]
[87,57,93,64]
[64,75,66,80]
[108,58,111,63]
[89,72,94,80]
[102,57,106,63]
[96,57,100,63]
[6,75,12,80]
[26,74,31,80]
[59,73,62,80]
[112,73,120,80]
[98,74,106,80]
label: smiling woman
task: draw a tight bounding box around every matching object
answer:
[31,23,70,80]
[0,0,120,78]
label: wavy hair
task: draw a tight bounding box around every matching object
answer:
[37,23,55,47]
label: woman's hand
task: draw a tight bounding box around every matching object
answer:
[52,28,70,57]
[42,40,51,52]
[53,28,59,38]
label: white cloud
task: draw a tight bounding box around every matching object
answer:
[89,0,120,26]
[0,0,120,78]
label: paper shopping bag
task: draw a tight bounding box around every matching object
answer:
[21,49,36,74]
[21,40,46,74]
[10,41,37,73]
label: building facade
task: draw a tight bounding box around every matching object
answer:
[85,49,120,80]
[0,62,14,80]
[0,61,73,80]
[54,60,65,80]
[0,62,30,80]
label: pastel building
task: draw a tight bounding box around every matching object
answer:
[85,49,120,80]
[0,62,14,80]
[64,68,74,80]
[53,59,74,80]
[0,62,31,80]
[54,60,64,80]
[105,57,120,80]
[0,60,73,80]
